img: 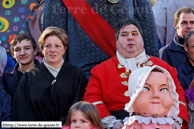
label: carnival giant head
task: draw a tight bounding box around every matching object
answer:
[125,65,179,119]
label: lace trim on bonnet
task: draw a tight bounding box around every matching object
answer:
[123,115,175,125]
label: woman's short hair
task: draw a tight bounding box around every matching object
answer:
[38,26,68,50]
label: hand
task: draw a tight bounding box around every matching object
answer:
[112,121,124,129]
[172,121,181,129]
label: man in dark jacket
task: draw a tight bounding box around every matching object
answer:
[3,34,39,103]
[159,7,194,70]
[178,30,194,91]
[0,77,11,127]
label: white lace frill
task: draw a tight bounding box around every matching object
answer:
[189,101,194,111]
[123,115,175,125]
[101,116,121,129]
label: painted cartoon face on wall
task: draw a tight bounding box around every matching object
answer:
[133,71,174,117]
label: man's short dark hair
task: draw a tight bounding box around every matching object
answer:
[174,7,194,25]
[185,29,194,47]
[115,19,143,40]
[11,33,37,52]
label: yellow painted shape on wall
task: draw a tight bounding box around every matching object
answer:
[0,17,9,32]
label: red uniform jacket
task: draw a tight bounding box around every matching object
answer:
[83,56,189,128]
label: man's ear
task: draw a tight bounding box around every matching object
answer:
[184,44,188,53]
[174,22,178,30]
[34,48,38,56]
[116,40,118,49]
[12,51,16,59]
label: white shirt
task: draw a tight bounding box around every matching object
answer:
[43,58,64,78]
[116,50,149,72]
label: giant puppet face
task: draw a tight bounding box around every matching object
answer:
[132,71,174,117]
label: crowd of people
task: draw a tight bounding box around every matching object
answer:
[0,0,194,129]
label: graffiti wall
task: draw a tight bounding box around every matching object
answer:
[0,0,38,56]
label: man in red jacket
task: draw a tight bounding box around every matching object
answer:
[83,19,188,129]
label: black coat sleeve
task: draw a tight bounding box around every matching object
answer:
[59,69,87,123]
[12,73,39,121]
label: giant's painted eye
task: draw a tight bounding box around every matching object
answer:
[161,88,168,92]
[143,87,149,91]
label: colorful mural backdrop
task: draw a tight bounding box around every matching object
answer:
[0,0,38,56]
